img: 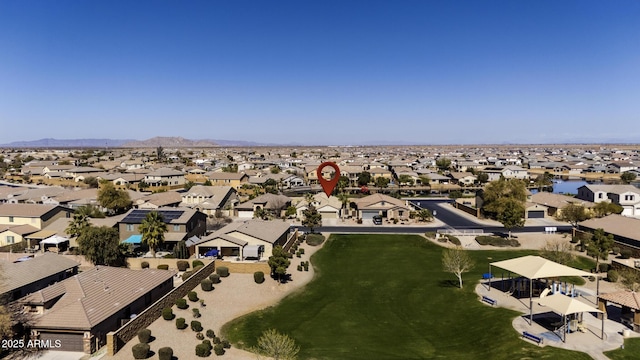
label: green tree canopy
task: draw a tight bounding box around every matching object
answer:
[302,204,322,233]
[337,176,350,192]
[250,328,300,360]
[585,228,614,270]
[66,210,91,238]
[436,158,452,172]
[375,177,390,188]
[495,197,525,238]
[77,226,124,266]
[557,203,590,228]
[476,172,489,184]
[98,181,132,215]
[357,171,372,186]
[398,174,415,186]
[593,201,623,218]
[268,245,291,283]
[416,209,433,222]
[139,211,168,258]
[481,178,527,216]
[620,171,637,184]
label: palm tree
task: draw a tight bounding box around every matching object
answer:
[139,211,168,258]
[304,192,315,205]
[66,210,90,238]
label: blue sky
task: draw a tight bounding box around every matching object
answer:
[1,1,639,145]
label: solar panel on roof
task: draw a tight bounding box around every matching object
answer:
[122,209,184,223]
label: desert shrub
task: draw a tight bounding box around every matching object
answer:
[176,317,187,330]
[254,271,265,284]
[192,308,201,318]
[612,247,620,255]
[475,235,520,247]
[193,259,205,268]
[137,328,151,343]
[206,329,216,338]
[356,218,363,224]
[608,269,619,282]
[598,263,610,273]
[202,339,212,352]
[201,278,214,291]
[296,251,301,258]
[176,298,188,309]
[191,320,203,332]
[213,336,221,344]
[216,266,229,277]
[621,249,632,259]
[193,264,204,272]
[195,343,211,357]
[209,273,221,284]
[182,270,194,281]
[297,265,302,271]
[588,276,596,282]
[188,291,199,302]
[196,332,204,340]
[425,231,437,239]
[299,248,305,255]
[445,235,461,246]
[304,262,309,271]
[177,260,190,271]
[157,264,169,270]
[162,307,174,320]
[158,347,173,360]
[306,233,325,246]
[221,339,231,349]
[141,261,149,269]
[132,343,150,359]
[214,344,225,355]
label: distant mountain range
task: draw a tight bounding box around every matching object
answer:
[0,137,276,148]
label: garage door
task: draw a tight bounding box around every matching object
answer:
[319,211,337,219]
[361,211,379,220]
[39,332,84,352]
[527,211,545,219]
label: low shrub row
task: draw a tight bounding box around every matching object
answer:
[475,235,520,247]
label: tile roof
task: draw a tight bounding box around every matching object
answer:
[0,253,79,294]
[236,194,291,211]
[0,224,40,236]
[530,192,595,209]
[198,219,290,246]
[23,266,174,330]
[599,291,640,310]
[0,203,61,217]
[578,214,640,241]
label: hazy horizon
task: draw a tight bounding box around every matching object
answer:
[1,1,639,145]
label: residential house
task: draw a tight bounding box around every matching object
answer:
[180,185,238,217]
[135,191,183,209]
[578,215,640,251]
[576,185,640,218]
[449,172,477,186]
[0,224,39,248]
[235,194,292,219]
[295,193,342,220]
[0,253,79,301]
[143,167,186,187]
[192,219,291,260]
[354,194,413,221]
[528,192,595,219]
[21,266,174,353]
[205,172,249,189]
[607,161,637,174]
[0,204,73,230]
[118,208,207,248]
[65,167,106,182]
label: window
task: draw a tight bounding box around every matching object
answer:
[126,224,134,231]
[625,195,635,201]
[598,193,603,199]
[6,236,14,244]
[173,225,180,231]
[8,216,13,222]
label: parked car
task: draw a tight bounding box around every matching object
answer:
[373,215,383,225]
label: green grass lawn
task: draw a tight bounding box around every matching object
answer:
[604,337,640,359]
[223,234,593,360]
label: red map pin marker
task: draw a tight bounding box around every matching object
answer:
[317,162,341,198]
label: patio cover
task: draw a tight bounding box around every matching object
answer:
[490,255,593,324]
[122,234,142,244]
[40,235,70,245]
[538,294,603,342]
[185,235,200,247]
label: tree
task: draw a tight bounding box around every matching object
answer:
[442,246,474,288]
[593,201,623,218]
[585,228,614,271]
[557,203,590,228]
[156,146,165,162]
[77,226,124,266]
[139,211,168,258]
[270,166,281,174]
[173,240,190,259]
[98,181,132,215]
[251,329,300,360]
[302,205,322,233]
[541,240,575,265]
[184,181,196,190]
[337,176,350,193]
[66,209,91,238]
[436,158,452,172]
[416,209,433,222]
[618,267,640,292]
[83,176,99,188]
[621,171,637,184]
[476,172,489,184]
[357,171,372,186]
[495,198,525,239]
[418,176,430,186]
[338,192,350,220]
[398,174,414,186]
[375,176,390,188]
[268,246,291,283]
